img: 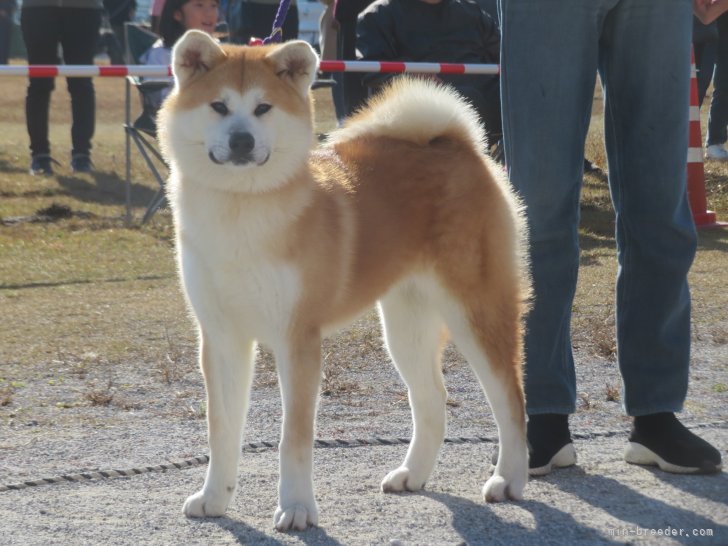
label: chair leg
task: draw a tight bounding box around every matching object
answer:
[124,80,133,226]
[125,126,168,224]
[141,189,167,224]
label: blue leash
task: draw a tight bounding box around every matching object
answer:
[262,0,292,44]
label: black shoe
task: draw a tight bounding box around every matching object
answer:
[71,154,93,173]
[527,413,577,475]
[491,413,577,476]
[29,154,57,176]
[625,413,722,474]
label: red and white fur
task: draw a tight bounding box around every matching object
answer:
[159,30,530,531]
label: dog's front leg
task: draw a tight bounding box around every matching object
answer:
[183,331,256,518]
[273,330,322,531]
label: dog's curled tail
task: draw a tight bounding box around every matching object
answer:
[327,77,487,152]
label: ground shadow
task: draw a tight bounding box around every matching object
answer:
[56,170,161,209]
[422,489,621,545]
[553,466,727,543]
[644,466,728,505]
[212,516,344,546]
[697,227,728,251]
[0,156,28,176]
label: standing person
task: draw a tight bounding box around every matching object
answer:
[693,15,718,108]
[318,0,346,124]
[20,0,103,175]
[334,0,374,116]
[705,12,728,159]
[227,0,298,44]
[692,1,728,159]
[356,0,502,149]
[140,0,219,110]
[150,0,166,32]
[103,0,137,64]
[498,0,722,475]
[0,0,16,64]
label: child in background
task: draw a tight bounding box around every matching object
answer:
[141,0,219,109]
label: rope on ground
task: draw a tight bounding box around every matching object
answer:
[0,436,490,492]
[1,421,725,493]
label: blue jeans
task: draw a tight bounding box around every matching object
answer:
[499,0,697,416]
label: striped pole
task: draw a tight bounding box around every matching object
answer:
[688,50,725,228]
[0,61,500,78]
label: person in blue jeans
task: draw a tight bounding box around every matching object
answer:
[498,0,722,475]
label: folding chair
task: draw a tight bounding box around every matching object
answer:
[123,23,170,225]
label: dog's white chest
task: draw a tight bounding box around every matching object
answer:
[177,199,302,343]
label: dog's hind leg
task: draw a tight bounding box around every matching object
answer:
[273,329,322,531]
[443,302,528,502]
[183,331,256,517]
[378,280,448,493]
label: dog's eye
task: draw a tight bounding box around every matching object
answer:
[210,101,229,116]
[254,103,272,117]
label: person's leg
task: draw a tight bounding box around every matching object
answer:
[320,5,346,123]
[59,8,101,165]
[500,0,603,416]
[706,12,728,146]
[600,0,720,474]
[0,10,13,64]
[21,7,60,166]
[599,0,694,417]
[692,18,717,107]
[499,0,615,473]
[340,7,367,116]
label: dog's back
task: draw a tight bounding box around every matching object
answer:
[308,78,529,333]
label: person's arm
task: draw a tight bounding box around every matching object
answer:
[694,0,728,24]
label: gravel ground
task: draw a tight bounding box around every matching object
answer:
[1,317,726,545]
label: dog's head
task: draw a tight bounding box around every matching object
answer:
[158,30,319,193]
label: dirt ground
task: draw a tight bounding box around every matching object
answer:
[1,328,726,545]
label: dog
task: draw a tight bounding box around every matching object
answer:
[158,30,530,531]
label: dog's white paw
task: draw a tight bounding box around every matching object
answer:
[274,502,319,531]
[380,466,427,493]
[482,473,524,503]
[182,490,229,518]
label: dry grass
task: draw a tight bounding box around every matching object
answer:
[0,65,725,423]
[84,379,115,407]
[0,386,14,407]
[605,383,620,403]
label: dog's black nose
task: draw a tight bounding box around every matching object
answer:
[229,132,255,157]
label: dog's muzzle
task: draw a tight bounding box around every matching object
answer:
[209,131,268,166]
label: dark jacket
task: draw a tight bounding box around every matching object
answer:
[356,0,499,87]
[103,0,136,26]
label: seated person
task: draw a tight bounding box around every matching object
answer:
[356,0,502,153]
[141,0,220,110]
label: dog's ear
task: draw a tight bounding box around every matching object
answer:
[171,30,226,88]
[265,40,319,97]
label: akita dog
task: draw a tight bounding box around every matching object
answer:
[159,30,530,531]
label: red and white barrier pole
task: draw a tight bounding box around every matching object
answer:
[0,61,499,78]
[688,50,726,229]
[0,60,723,228]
